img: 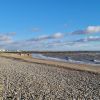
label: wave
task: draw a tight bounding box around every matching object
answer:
[32,53,66,62]
[32,53,100,65]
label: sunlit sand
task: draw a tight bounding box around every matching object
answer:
[0,53,99,99]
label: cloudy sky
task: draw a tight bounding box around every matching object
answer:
[0,0,100,51]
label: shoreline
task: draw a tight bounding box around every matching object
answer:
[0,53,100,99]
[32,53,100,66]
[0,53,100,74]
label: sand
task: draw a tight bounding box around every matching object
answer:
[0,54,100,99]
[0,53,100,73]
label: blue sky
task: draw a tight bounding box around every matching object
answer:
[0,0,100,51]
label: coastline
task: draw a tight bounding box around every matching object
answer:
[0,53,100,73]
[0,53,100,99]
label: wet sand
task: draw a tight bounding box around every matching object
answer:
[0,53,100,73]
[0,54,100,99]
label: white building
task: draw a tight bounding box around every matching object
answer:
[0,49,6,52]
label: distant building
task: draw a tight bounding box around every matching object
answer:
[17,50,20,52]
[0,49,6,52]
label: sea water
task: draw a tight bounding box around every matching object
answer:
[32,53,100,65]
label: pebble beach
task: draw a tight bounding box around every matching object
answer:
[0,56,100,99]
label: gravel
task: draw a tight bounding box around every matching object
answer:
[0,57,100,100]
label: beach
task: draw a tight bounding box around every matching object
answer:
[0,54,100,99]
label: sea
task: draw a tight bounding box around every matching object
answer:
[32,53,100,65]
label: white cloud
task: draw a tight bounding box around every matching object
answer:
[28,32,64,42]
[86,26,100,33]
[5,32,64,50]
[0,35,12,43]
[75,36,100,42]
[53,32,63,38]
[31,27,40,32]
[72,25,100,34]
[0,32,16,36]
[86,36,100,41]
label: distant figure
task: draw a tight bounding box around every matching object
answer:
[27,53,30,56]
[89,59,94,62]
[65,56,69,60]
[19,53,21,56]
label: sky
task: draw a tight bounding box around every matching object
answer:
[0,0,100,51]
